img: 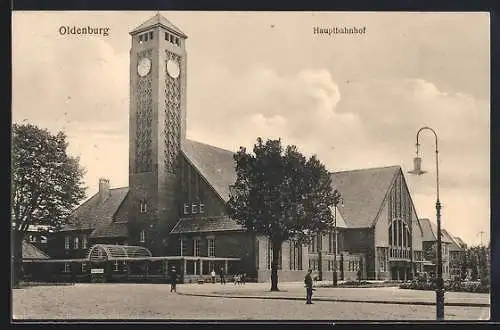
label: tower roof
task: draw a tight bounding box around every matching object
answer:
[130,13,187,38]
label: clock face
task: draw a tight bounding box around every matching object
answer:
[166,59,180,79]
[137,57,151,77]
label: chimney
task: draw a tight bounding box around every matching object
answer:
[98,178,110,203]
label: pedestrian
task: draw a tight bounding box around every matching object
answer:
[211,269,216,284]
[304,268,313,304]
[220,267,226,284]
[357,268,362,282]
[170,266,178,293]
[242,272,246,285]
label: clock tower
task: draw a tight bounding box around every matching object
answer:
[128,14,187,254]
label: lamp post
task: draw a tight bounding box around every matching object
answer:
[408,126,444,320]
[332,190,343,287]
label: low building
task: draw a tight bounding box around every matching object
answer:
[419,218,453,280]
[443,229,466,280]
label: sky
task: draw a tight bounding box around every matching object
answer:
[12,11,490,246]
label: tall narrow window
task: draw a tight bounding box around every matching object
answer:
[64,263,70,273]
[179,237,184,256]
[64,236,70,250]
[149,31,153,40]
[191,203,197,214]
[199,203,205,214]
[183,203,189,215]
[82,235,88,249]
[114,260,119,271]
[193,239,200,257]
[140,201,147,213]
[140,230,146,243]
[208,238,215,257]
[74,236,79,249]
[81,262,86,272]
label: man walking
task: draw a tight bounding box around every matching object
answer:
[220,266,226,284]
[170,266,178,293]
[304,268,313,304]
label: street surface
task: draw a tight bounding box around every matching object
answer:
[12,282,490,320]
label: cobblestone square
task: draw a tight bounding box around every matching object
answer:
[12,283,490,321]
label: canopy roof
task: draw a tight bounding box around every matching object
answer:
[88,244,152,262]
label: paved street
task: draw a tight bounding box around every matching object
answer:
[12,283,490,320]
[179,281,490,306]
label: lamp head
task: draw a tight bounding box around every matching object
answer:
[408,157,427,176]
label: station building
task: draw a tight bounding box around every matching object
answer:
[22,14,464,283]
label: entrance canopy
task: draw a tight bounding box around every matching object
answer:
[88,244,152,262]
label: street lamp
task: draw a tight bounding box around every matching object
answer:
[408,126,445,321]
[332,190,343,287]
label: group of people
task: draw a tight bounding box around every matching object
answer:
[210,268,246,285]
[170,265,318,305]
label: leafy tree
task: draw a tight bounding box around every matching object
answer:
[12,123,86,285]
[227,138,334,291]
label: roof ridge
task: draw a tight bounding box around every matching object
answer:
[331,165,400,174]
[185,139,235,154]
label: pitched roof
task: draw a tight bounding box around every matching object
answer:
[63,187,129,235]
[419,218,452,243]
[182,139,237,202]
[453,236,467,248]
[130,13,187,37]
[90,222,128,238]
[330,166,400,228]
[170,216,245,234]
[22,240,50,260]
[442,230,464,251]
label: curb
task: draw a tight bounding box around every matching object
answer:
[177,292,490,308]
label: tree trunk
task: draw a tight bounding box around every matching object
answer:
[12,230,24,287]
[270,240,281,291]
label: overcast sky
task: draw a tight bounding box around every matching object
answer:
[12,11,490,246]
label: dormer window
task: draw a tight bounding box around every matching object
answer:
[140,201,147,214]
[191,203,197,214]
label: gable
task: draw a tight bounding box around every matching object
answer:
[376,168,424,233]
[22,240,50,260]
[181,139,237,203]
[330,166,400,228]
[63,187,129,233]
[419,218,452,244]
